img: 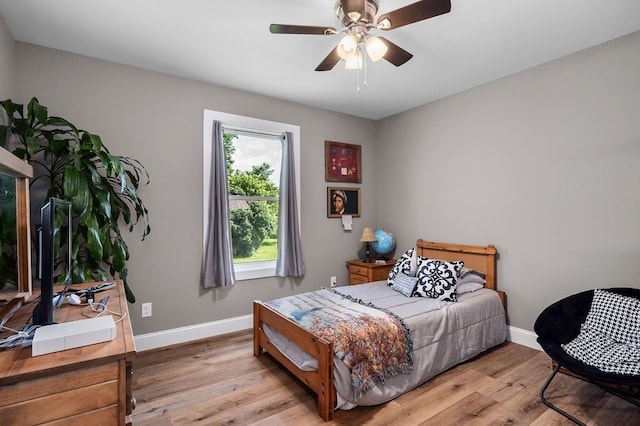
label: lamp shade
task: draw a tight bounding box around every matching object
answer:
[344,46,363,70]
[365,36,387,62]
[360,227,377,242]
[337,34,358,60]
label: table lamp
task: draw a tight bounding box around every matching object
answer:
[360,227,377,263]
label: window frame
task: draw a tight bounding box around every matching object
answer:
[203,110,300,281]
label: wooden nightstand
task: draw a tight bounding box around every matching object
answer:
[346,259,395,285]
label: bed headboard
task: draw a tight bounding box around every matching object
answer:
[416,239,498,291]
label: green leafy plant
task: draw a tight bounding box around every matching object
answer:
[0,97,150,302]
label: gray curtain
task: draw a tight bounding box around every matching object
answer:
[275,131,306,277]
[202,120,235,288]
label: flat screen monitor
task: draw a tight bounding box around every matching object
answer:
[32,198,72,326]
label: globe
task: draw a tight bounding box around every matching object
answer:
[371,229,395,255]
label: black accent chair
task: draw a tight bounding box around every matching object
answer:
[534,287,640,425]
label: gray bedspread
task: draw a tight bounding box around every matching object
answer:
[264,281,507,409]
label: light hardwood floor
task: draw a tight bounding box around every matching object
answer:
[132,330,640,425]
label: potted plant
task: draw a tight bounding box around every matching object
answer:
[0,97,150,302]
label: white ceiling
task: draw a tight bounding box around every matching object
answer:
[1,0,639,120]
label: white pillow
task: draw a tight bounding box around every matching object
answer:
[459,267,486,280]
[456,268,486,293]
[457,273,485,286]
[456,282,484,294]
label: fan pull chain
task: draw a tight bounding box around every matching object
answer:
[355,44,367,93]
[363,51,368,88]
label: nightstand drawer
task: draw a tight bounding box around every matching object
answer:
[348,264,368,277]
[349,272,369,285]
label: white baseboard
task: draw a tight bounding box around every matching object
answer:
[134,315,542,353]
[507,325,542,351]
[134,314,252,352]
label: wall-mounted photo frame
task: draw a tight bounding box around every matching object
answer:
[327,187,361,218]
[325,141,361,183]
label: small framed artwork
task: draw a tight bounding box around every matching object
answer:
[325,141,361,183]
[327,187,361,218]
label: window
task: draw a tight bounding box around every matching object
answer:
[225,130,281,266]
[203,110,300,280]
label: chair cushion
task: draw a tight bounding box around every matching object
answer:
[535,287,640,384]
[561,289,640,376]
[562,328,640,376]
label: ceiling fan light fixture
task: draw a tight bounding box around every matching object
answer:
[271,0,452,72]
[365,36,387,62]
[337,33,358,60]
[344,46,363,70]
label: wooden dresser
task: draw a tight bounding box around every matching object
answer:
[0,281,135,425]
[346,259,395,285]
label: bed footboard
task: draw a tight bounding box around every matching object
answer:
[253,300,336,421]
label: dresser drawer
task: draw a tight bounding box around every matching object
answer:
[0,363,120,424]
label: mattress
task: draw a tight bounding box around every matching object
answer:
[263,281,507,409]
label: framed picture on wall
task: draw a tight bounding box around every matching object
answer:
[325,141,361,183]
[327,187,361,218]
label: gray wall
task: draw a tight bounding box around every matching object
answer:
[5,19,640,336]
[0,13,14,99]
[376,31,640,330]
[13,42,377,335]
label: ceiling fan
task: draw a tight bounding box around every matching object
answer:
[269,0,451,71]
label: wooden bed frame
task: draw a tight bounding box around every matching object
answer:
[253,239,503,421]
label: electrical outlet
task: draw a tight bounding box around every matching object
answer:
[330,276,337,287]
[141,302,152,318]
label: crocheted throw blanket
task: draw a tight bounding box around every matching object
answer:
[266,288,413,400]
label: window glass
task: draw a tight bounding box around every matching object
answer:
[225,131,282,264]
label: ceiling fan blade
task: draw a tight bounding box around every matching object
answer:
[340,0,366,21]
[269,24,337,35]
[378,37,413,66]
[377,0,451,30]
[315,47,341,71]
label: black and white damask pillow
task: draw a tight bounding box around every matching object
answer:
[413,258,464,302]
[387,248,415,286]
